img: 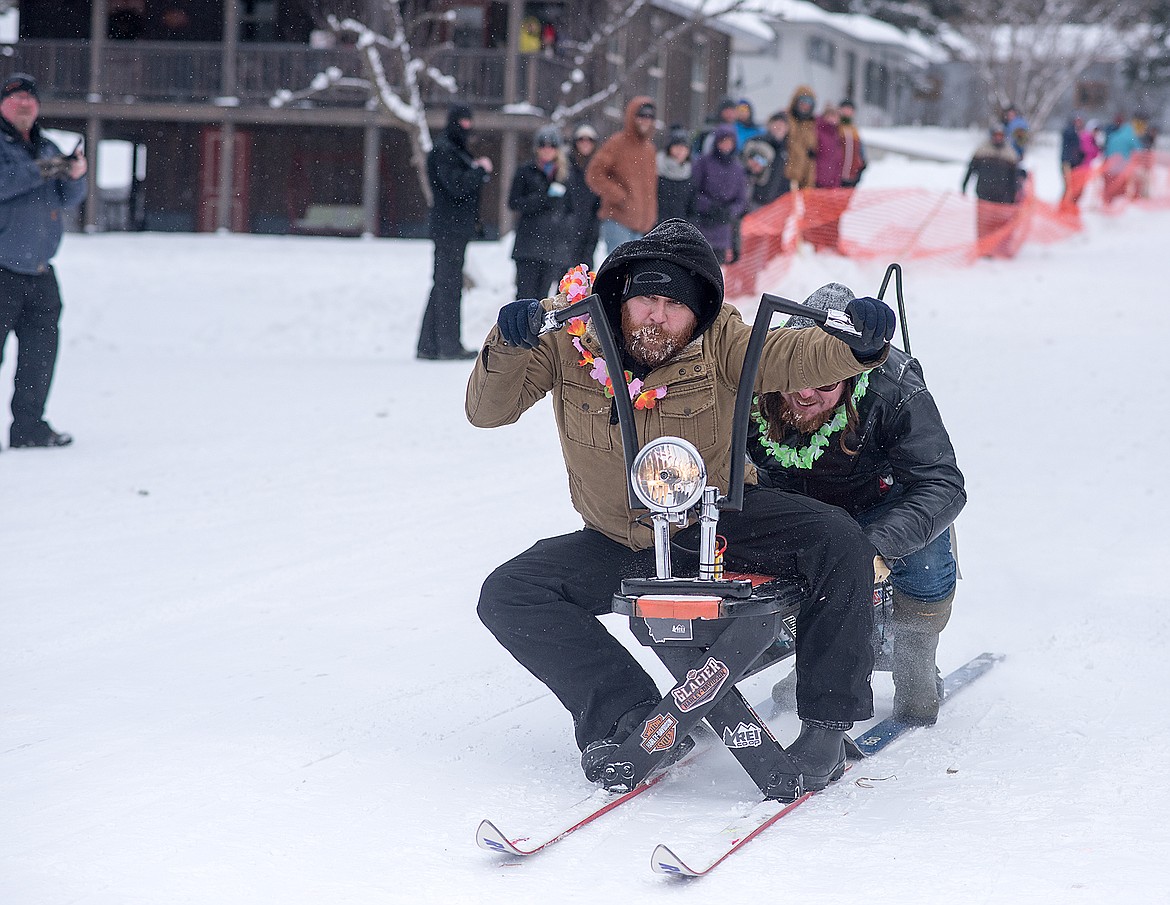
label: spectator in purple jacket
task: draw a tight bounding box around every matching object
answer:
[690,123,749,263]
[814,104,845,188]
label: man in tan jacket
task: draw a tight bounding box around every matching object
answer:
[466,219,895,792]
[585,96,658,255]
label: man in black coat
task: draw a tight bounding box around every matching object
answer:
[416,103,493,361]
[751,283,966,726]
[961,125,1023,256]
[961,125,1020,205]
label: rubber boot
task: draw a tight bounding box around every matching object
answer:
[784,720,849,792]
[891,588,954,726]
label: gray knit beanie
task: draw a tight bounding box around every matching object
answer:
[785,283,855,329]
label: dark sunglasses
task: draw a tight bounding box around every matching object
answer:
[813,381,841,393]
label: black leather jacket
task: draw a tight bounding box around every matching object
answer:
[749,347,966,560]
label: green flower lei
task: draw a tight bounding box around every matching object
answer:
[752,371,870,470]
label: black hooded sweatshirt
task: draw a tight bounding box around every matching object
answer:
[426,106,490,242]
[591,218,724,378]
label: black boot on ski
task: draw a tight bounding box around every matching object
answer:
[784,720,849,792]
[891,589,954,727]
[581,701,693,789]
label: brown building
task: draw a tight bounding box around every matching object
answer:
[5,1,732,237]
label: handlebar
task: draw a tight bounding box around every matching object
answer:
[759,293,860,336]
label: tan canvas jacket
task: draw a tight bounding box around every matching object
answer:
[466,304,885,551]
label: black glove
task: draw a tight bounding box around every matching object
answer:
[497,299,542,349]
[821,296,895,361]
[37,156,72,179]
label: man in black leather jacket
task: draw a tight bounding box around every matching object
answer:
[750,283,966,725]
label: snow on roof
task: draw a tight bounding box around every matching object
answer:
[648,0,774,41]
[650,0,945,64]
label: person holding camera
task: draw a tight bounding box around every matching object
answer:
[0,73,87,450]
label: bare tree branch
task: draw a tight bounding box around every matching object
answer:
[269,4,458,205]
[552,0,756,124]
[953,0,1144,128]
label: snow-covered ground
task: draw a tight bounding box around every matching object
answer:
[3,136,1169,903]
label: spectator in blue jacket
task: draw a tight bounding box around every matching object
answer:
[0,73,87,450]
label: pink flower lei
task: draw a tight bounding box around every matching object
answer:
[557,264,668,410]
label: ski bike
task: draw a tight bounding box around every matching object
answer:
[477,265,1002,875]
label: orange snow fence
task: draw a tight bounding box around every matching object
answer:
[723,149,1170,300]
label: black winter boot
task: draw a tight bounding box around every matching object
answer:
[891,588,954,726]
[581,700,694,789]
[784,720,849,792]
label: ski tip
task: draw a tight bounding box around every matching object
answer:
[476,818,524,856]
[651,843,701,877]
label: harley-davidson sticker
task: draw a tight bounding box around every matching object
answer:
[670,656,730,712]
[641,712,679,752]
[722,721,763,748]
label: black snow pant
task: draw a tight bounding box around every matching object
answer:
[477,486,876,750]
[0,265,63,444]
[416,237,470,358]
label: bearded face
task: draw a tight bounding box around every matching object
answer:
[621,297,696,368]
[775,383,846,434]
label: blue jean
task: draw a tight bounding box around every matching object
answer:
[599,219,643,256]
[854,495,957,603]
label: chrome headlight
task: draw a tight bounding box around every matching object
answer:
[631,437,707,513]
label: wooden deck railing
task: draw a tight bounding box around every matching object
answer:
[3,40,573,110]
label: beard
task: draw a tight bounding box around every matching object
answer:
[777,396,838,434]
[621,308,692,368]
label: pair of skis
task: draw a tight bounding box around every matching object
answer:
[476,652,1003,877]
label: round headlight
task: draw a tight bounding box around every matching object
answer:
[631,437,706,512]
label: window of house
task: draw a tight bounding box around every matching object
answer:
[606,32,626,90]
[450,6,486,49]
[646,58,665,110]
[806,35,836,69]
[645,14,666,108]
[864,60,889,108]
[690,32,709,128]
[240,0,277,42]
[1076,80,1108,110]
